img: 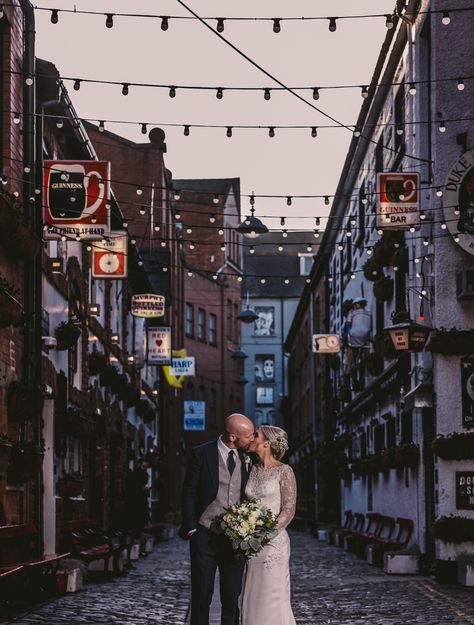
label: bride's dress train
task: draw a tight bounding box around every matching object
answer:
[241,464,297,625]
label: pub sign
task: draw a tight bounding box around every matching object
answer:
[92,231,128,278]
[377,172,420,230]
[456,472,474,510]
[461,357,474,428]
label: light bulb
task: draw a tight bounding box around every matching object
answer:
[249,246,255,254]
[220,243,226,251]
[361,85,369,98]
[441,222,447,230]
[218,229,224,235]
[367,247,373,256]
[312,87,319,100]
[396,125,404,136]
[436,187,443,197]
[439,120,446,133]
[169,86,176,98]
[264,88,271,101]
[213,194,219,204]
[324,196,330,206]
[136,186,143,196]
[161,16,169,31]
[284,278,289,284]
[25,75,33,86]
[56,118,64,128]
[441,11,450,25]
[338,243,343,251]
[216,18,225,33]
[280,217,285,226]
[209,214,216,223]
[273,18,281,33]
[268,127,275,138]
[454,234,460,243]
[409,83,417,95]
[105,13,114,28]
[184,125,190,136]
[328,17,337,32]
[154,224,160,232]
[457,78,465,91]
[139,207,146,215]
[13,112,20,124]
[282,230,288,238]
[313,229,320,238]
[226,126,233,138]
[315,217,320,226]
[51,9,59,23]
[99,120,105,132]
[187,271,193,277]
[174,190,181,200]
[311,127,317,138]
[175,212,181,220]
[216,88,224,100]
[121,83,129,96]
[278,245,283,252]
[306,245,312,252]
[123,221,128,228]
[286,196,292,206]
[73,79,81,91]
[354,127,361,137]
[423,237,429,246]
[186,228,192,234]
[385,14,394,29]
[189,242,195,250]
[141,123,147,135]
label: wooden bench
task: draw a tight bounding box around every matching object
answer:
[67,519,121,575]
[345,512,381,557]
[334,511,365,547]
[0,524,69,611]
[368,517,414,567]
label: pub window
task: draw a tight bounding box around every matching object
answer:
[401,410,413,444]
[185,303,194,338]
[386,417,396,448]
[374,423,385,454]
[209,313,217,346]
[197,308,206,342]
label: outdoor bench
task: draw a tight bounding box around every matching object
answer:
[367,517,414,567]
[345,512,381,557]
[335,511,365,547]
[67,519,121,574]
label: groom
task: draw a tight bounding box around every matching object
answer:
[180,413,255,625]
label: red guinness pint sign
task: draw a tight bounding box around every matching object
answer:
[377,172,420,230]
[43,160,110,240]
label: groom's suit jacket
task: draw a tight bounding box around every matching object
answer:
[179,439,251,539]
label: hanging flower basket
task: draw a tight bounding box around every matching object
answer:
[432,432,474,460]
[55,320,82,351]
[380,447,397,471]
[432,516,474,543]
[57,472,85,498]
[0,435,13,481]
[3,222,41,261]
[7,441,44,485]
[99,364,119,387]
[7,380,44,423]
[373,275,394,302]
[426,329,474,355]
[88,350,108,376]
[395,442,420,469]
[363,258,384,282]
[136,400,155,424]
[0,279,22,327]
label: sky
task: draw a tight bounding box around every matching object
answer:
[34,0,395,231]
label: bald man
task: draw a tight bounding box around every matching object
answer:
[180,414,254,625]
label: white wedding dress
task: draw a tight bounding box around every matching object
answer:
[241,464,297,625]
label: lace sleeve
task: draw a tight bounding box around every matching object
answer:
[276,465,297,530]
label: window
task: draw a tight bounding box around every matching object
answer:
[386,417,396,448]
[197,308,206,342]
[209,313,217,345]
[401,411,413,444]
[185,303,194,337]
[300,254,313,276]
[374,424,385,454]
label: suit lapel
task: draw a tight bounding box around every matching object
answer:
[239,451,250,499]
[207,439,219,491]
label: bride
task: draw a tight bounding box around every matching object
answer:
[241,425,297,625]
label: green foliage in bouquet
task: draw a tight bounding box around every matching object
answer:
[216,499,278,560]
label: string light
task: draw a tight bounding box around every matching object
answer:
[216,17,225,32]
[264,88,271,101]
[169,86,176,98]
[441,11,451,25]
[141,123,147,135]
[361,85,369,98]
[216,87,224,100]
[385,14,394,29]
[105,13,114,28]
[328,17,337,32]
[457,78,465,91]
[121,83,129,96]
[51,9,59,23]
[311,127,317,138]
[268,127,275,138]
[286,196,292,206]
[13,112,20,124]
[439,119,446,133]
[324,196,330,206]
[184,125,190,136]
[312,87,320,100]
[98,120,105,132]
[273,18,281,33]
[409,82,417,95]
[436,187,443,197]
[73,79,81,91]
[280,217,285,226]
[226,126,233,138]
[161,16,169,30]
[209,214,216,223]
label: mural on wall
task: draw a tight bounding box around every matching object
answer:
[253,306,275,337]
[254,354,275,382]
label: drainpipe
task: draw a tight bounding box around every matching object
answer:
[19,0,42,550]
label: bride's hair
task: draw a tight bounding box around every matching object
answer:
[260,425,289,461]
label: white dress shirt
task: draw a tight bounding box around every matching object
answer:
[218,436,241,472]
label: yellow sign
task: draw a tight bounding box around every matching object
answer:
[163,349,191,388]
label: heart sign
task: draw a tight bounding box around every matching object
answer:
[147,327,171,364]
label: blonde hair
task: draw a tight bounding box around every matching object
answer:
[261,425,289,460]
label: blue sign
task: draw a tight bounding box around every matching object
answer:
[184,400,205,431]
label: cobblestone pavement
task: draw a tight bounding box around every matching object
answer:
[8,531,474,625]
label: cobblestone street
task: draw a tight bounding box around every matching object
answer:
[7,532,474,625]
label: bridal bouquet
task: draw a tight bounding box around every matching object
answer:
[216,499,278,559]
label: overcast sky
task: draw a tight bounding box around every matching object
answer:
[35,0,394,230]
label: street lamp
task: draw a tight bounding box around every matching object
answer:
[384,312,432,352]
[237,292,259,323]
[236,207,268,239]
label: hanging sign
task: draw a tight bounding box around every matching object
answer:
[377,172,420,230]
[461,357,474,428]
[43,160,110,240]
[184,401,205,431]
[147,327,171,364]
[444,149,474,255]
[312,334,340,353]
[131,294,165,318]
[456,472,474,510]
[169,357,195,377]
[92,231,128,278]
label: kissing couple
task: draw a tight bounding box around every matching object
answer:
[180,413,297,625]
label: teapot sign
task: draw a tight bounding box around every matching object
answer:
[43,160,110,240]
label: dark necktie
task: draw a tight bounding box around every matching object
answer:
[227,450,236,476]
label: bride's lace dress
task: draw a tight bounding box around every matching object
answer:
[241,464,297,625]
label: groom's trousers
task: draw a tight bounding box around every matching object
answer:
[190,524,244,625]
